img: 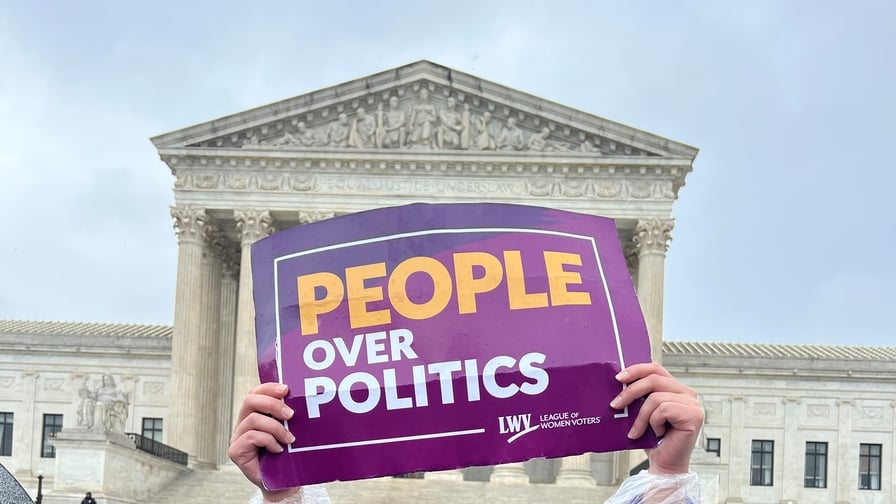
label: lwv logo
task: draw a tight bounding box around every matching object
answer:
[498,414,539,443]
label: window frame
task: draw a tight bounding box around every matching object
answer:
[750,439,774,486]
[141,417,164,443]
[41,414,63,458]
[859,443,882,491]
[0,412,13,456]
[706,437,721,457]
[804,441,828,488]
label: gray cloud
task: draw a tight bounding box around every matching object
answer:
[0,1,893,346]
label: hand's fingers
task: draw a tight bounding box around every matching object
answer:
[610,374,696,410]
[230,411,295,446]
[627,391,702,439]
[236,383,292,425]
[230,427,287,457]
[616,362,672,383]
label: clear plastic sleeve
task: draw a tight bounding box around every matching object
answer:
[248,485,331,504]
[604,471,701,504]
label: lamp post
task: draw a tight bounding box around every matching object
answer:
[36,471,43,504]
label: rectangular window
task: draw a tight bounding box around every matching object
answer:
[750,439,774,486]
[41,414,63,458]
[706,437,721,457]
[0,412,12,456]
[804,441,827,488]
[859,443,882,490]
[142,417,163,443]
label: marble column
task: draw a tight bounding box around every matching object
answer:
[834,399,853,504]
[555,453,595,486]
[232,209,274,427]
[168,206,210,464]
[726,395,746,503]
[190,228,224,467]
[632,218,674,364]
[216,250,239,465]
[490,462,529,484]
[591,452,616,486]
[780,397,801,502]
[21,371,39,472]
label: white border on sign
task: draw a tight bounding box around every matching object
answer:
[271,227,630,453]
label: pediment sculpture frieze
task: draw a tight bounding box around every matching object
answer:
[198,85,653,157]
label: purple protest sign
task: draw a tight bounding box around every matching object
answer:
[251,203,657,489]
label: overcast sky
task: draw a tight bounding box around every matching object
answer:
[1,1,893,347]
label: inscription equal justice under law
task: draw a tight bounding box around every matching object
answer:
[319,175,522,195]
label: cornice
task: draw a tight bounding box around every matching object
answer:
[159,148,692,177]
[151,61,699,160]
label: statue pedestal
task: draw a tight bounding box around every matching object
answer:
[45,428,188,504]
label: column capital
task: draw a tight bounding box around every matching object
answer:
[633,217,674,257]
[235,208,274,245]
[171,206,209,244]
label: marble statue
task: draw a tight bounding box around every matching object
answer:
[325,113,350,148]
[407,88,437,149]
[376,97,407,148]
[497,117,525,151]
[436,97,469,149]
[528,127,572,152]
[77,374,130,433]
[471,111,496,150]
[348,108,376,148]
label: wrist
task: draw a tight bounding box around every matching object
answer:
[261,487,301,503]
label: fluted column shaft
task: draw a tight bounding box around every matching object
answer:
[555,453,595,486]
[216,256,239,465]
[632,218,673,364]
[168,206,210,462]
[190,230,224,467]
[232,209,274,427]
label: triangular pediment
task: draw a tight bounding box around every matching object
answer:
[151,60,696,160]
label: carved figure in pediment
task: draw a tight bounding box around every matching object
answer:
[294,122,318,147]
[407,88,437,149]
[375,97,407,149]
[497,118,526,151]
[471,112,496,150]
[268,130,297,147]
[242,133,262,147]
[349,108,377,148]
[578,138,601,154]
[77,374,130,433]
[326,113,350,148]
[528,127,571,152]
[436,97,469,150]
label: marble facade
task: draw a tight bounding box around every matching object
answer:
[150,60,697,471]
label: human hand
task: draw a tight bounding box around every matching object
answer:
[610,362,704,475]
[228,382,301,501]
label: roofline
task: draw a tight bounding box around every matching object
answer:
[150,60,698,160]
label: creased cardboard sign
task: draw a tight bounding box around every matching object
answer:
[252,203,657,489]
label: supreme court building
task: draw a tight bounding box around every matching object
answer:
[0,61,893,503]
